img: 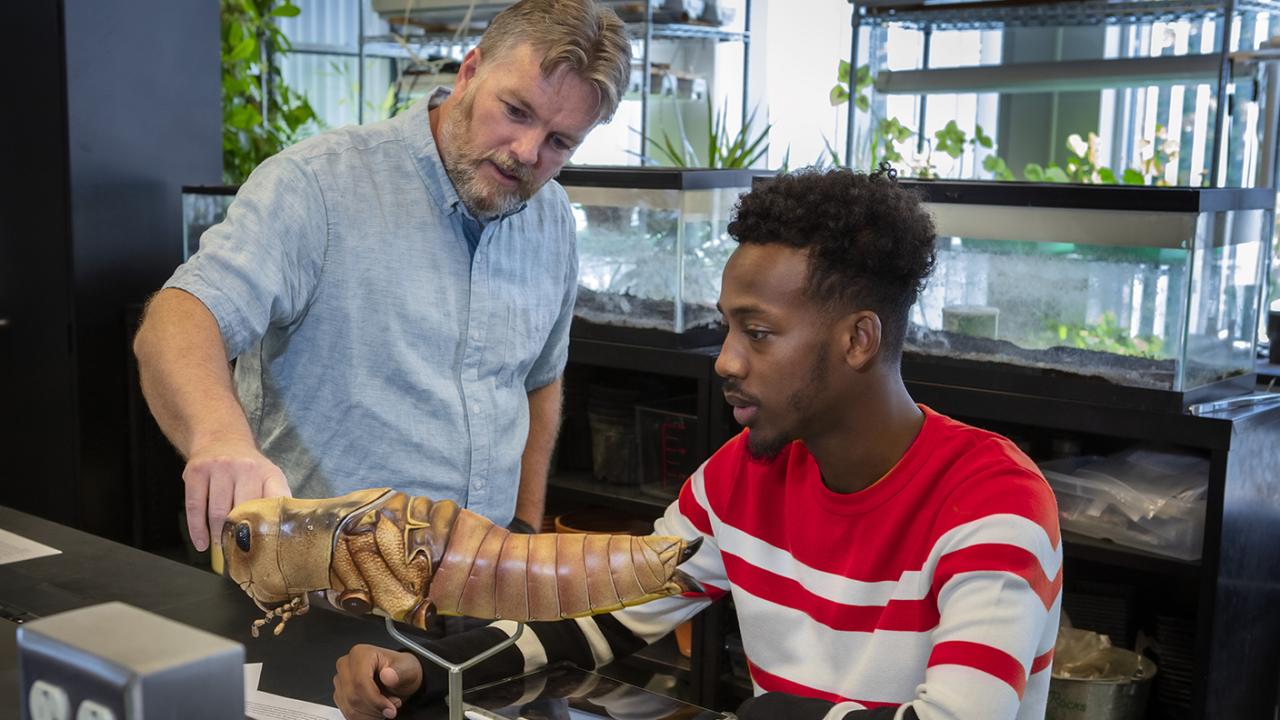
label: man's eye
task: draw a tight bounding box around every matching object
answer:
[745,328,769,341]
[551,137,573,152]
[504,103,526,120]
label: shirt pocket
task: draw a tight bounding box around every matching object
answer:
[501,302,558,385]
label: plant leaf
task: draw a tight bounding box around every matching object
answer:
[838,60,850,83]
[227,35,257,62]
[855,95,869,112]
[1045,165,1070,183]
[829,85,850,107]
[855,64,871,90]
[1024,163,1045,182]
[271,3,301,17]
[1098,167,1117,184]
[1122,168,1145,185]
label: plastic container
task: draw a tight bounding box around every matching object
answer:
[588,385,641,485]
[635,396,700,500]
[1040,449,1208,561]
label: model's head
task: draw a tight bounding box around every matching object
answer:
[715,166,937,460]
[438,0,631,218]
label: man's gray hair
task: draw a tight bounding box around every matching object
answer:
[478,0,632,123]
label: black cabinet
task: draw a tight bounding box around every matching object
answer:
[0,1,221,539]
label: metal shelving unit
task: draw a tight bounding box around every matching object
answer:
[842,0,1280,186]
[361,2,753,163]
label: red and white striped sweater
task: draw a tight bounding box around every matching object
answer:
[417,406,1063,720]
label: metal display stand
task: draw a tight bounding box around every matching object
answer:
[385,616,525,720]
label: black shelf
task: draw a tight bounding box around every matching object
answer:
[1062,530,1201,579]
[568,336,720,379]
[896,179,1274,213]
[549,472,676,516]
[904,379,1239,450]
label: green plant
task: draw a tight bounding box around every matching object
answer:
[1044,312,1165,358]
[830,60,872,112]
[1022,128,1177,186]
[221,0,320,183]
[642,95,771,168]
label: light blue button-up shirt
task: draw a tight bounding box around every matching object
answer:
[165,91,578,526]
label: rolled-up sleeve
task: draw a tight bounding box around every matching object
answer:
[164,152,329,359]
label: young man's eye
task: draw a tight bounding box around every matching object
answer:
[504,103,527,120]
[745,328,769,341]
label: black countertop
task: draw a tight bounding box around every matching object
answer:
[0,506,724,720]
[0,504,431,717]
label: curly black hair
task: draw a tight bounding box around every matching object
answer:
[726,164,937,358]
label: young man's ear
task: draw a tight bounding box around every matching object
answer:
[840,310,882,371]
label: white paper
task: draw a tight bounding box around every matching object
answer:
[245,663,263,694]
[0,528,60,565]
[244,662,344,720]
[245,690,346,720]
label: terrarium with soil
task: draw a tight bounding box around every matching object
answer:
[901,180,1275,411]
[558,167,762,348]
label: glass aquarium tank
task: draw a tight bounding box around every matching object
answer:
[558,167,761,347]
[902,180,1275,411]
[181,186,237,260]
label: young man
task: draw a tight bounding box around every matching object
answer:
[331,167,1063,720]
[132,0,631,553]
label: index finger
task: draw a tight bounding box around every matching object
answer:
[183,469,211,552]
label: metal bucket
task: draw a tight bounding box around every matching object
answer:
[1046,650,1157,720]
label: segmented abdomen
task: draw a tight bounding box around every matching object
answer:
[426,509,688,621]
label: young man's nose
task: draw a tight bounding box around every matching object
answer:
[714,340,745,380]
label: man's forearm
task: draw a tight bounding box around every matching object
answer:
[515,377,562,528]
[133,288,254,457]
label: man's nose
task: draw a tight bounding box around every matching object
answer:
[512,129,540,167]
[714,339,744,380]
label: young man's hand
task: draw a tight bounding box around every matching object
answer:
[333,644,424,719]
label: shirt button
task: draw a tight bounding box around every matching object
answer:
[471,403,480,414]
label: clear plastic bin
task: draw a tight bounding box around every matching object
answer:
[1040,449,1208,561]
[635,397,700,501]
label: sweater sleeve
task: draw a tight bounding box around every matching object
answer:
[409,462,729,703]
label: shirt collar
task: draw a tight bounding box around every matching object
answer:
[400,86,529,222]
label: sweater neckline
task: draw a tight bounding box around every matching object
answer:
[800,405,937,516]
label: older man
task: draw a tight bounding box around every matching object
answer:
[133,0,631,552]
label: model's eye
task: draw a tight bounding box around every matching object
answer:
[235,523,252,553]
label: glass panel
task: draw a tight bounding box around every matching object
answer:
[911,235,1190,390]
[1183,209,1269,388]
[571,187,683,332]
[909,200,1271,392]
[567,182,747,335]
[182,192,234,260]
